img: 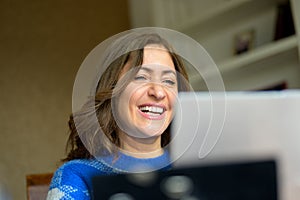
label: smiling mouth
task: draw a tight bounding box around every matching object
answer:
[139,106,165,116]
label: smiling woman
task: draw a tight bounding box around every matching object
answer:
[114,46,178,144]
[46,30,190,199]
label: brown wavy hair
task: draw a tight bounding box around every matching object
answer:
[63,33,190,162]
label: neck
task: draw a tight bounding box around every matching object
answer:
[119,131,163,158]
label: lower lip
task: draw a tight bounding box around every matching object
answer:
[138,109,166,120]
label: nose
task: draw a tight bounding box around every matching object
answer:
[148,83,166,100]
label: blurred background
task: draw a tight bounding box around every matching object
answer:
[0,0,299,199]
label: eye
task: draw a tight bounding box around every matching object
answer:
[134,74,150,82]
[134,75,146,80]
[162,79,177,86]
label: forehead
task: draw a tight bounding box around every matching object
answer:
[142,44,175,70]
[120,44,175,77]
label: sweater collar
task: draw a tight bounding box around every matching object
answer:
[98,150,171,173]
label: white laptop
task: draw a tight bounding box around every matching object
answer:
[171,90,300,200]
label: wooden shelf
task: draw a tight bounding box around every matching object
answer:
[189,35,298,82]
[219,35,298,73]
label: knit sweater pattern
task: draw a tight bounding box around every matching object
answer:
[46,151,171,200]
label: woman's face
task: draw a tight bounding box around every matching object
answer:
[113,44,178,139]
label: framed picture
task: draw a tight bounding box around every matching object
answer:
[234,29,255,55]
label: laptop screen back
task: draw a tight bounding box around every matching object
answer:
[171,90,300,200]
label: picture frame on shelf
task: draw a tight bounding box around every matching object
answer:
[234,29,255,55]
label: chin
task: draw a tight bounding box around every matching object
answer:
[136,125,167,139]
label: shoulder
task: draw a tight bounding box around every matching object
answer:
[56,159,105,173]
[47,159,115,200]
[50,159,115,186]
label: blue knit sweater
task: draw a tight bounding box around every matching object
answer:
[46,151,171,200]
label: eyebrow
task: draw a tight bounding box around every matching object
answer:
[139,66,176,76]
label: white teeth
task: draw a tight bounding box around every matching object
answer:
[139,106,164,114]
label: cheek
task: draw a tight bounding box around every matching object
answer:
[123,83,146,108]
[167,89,178,109]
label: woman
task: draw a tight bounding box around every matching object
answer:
[47,32,190,199]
